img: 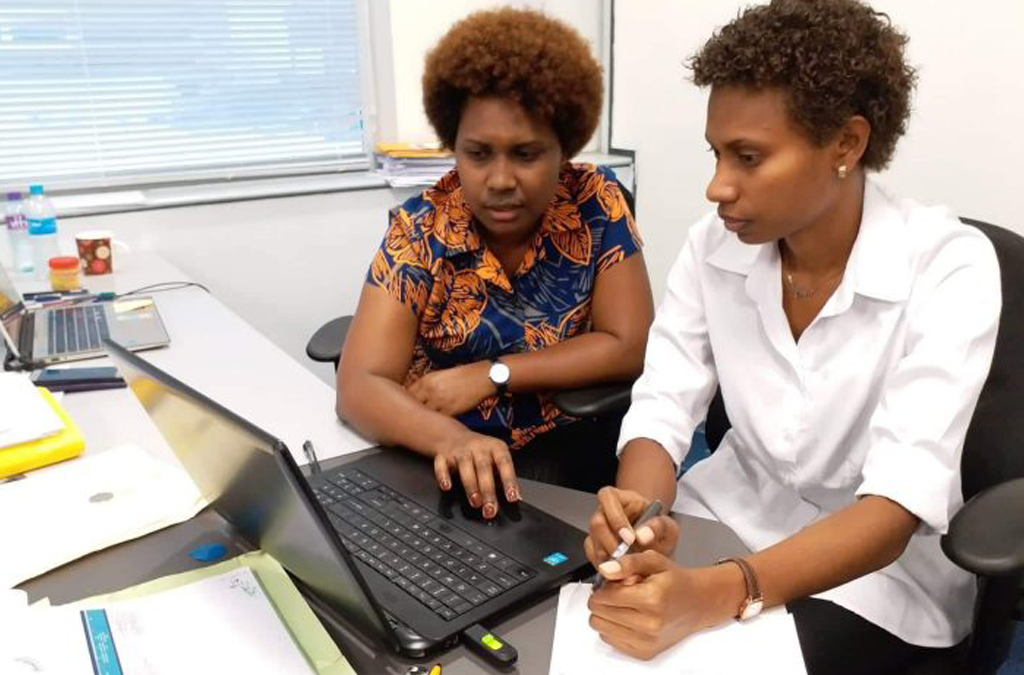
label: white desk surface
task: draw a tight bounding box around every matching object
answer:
[7,256,754,675]
[8,253,372,467]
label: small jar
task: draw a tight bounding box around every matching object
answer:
[48,256,81,291]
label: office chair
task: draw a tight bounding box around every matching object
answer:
[306,315,353,368]
[926,218,1024,675]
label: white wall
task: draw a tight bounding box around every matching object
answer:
[21,3,1017,392]
[612,0,1024,302]
[374,0,605,148]
[58,187,406,386]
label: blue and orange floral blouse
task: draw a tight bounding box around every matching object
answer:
[366,163,642,449]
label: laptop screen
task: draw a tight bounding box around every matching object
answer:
[104,339,396,651]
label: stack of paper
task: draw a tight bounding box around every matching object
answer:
[2,554,356,675]
[0,376,85,478]
[549,582,808,675]
[0,373,64,449]
[0,444,208,588]
[374,142,455,188]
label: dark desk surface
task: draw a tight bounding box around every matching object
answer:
[19,452,748,675]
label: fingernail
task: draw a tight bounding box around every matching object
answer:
[599,560,621,576]
[470,492,481,507]
[618,527,636,545]
[506,486,519,502]
[440,479,451,491]
[636,525,654,545]
[483,503,496,519]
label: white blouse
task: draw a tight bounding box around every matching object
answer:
[618,178,1001,647]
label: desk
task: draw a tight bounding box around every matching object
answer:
[8,253,749,674]
[20,447,749,675]
[6,253,370,465]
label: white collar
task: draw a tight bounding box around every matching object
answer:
[704,176,912,304]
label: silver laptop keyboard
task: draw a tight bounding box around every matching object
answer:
[47,304,109,355]
[313,467,535,621]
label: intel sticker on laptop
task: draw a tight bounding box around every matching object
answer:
[543,552,568,566]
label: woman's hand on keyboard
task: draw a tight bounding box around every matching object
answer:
[433,430,520,519]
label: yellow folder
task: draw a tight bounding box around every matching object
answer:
[375,142,452,158]
[0,387,85,478]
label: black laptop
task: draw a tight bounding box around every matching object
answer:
[105,339,589,658]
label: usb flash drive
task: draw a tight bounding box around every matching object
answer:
[461,623,517,666]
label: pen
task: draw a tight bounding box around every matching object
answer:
[23,289,91,302]
[592,499,662,590]
[302,439,322,475]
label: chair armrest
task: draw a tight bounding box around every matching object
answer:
[941,477,1024,576]
[552,382,633,418]
[305,315,353,365]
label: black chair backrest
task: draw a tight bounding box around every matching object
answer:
[958,218,1024,499]
[705,389,730,452]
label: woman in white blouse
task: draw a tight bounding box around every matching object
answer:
[583,1,1001,673]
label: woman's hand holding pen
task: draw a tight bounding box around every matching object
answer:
[584,487,679,568]
[585,487,748,660]
[431,428,520,520]
[588,554,743,661]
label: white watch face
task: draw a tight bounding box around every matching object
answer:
[489,362,510,385]
[489,358,509,385]
[739,598,764,621]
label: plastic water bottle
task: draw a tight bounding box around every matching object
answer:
[24,184,60,280]
[4,191,33,273]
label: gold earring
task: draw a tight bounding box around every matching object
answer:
[836,165,849,179]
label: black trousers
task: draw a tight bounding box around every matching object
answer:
[791,598,967,675]
[512,414,622,494]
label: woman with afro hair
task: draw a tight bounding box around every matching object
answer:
[584,0,1000,672]
[338,9,653,519]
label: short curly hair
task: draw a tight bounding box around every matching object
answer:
[689,0,916,170]
[422,8,603,158]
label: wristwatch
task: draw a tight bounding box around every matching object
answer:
[718,557,764,621]
[488,358,511,396]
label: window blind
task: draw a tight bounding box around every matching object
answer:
[0,0,365,190]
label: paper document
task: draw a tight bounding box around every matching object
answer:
[4,567,315,675]
[0,373,64,448]
[59,551,357,675]
[548,582,808,675]
[0,444,207,588]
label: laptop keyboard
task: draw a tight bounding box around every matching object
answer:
[313,467,536,622]
[47,305,110,355]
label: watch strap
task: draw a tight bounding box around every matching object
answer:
[717,557,762,618]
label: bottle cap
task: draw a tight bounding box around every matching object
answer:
[29,184,44,196]
[48,256,79,270]
[6,192,21,201]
